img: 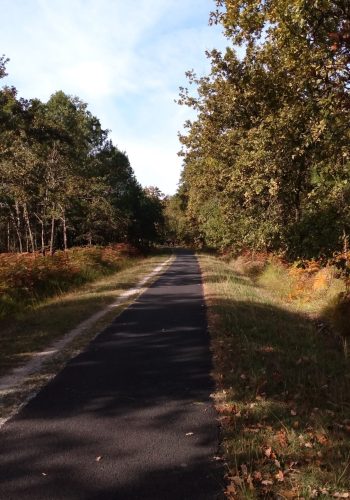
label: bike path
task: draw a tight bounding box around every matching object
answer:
[0,251,222,499]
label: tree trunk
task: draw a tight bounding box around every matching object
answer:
[7,221,10,252]
[50,216,55,255]
[9,208,23,253]
[23,203,35,253]
[34,213,46,255]
[58,204,68,251]
[14,200,23,252]
[62,215,68,251]
[41,222,45,255]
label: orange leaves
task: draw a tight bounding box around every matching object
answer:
[315,433,328,446]
[0,246,134,318]
[276,429,289,448]
[264,446,274,458]
[275,469,284,482]
[216,402,238,414]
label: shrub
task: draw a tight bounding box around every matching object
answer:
[0,245,139,319]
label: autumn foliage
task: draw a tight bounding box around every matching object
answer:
[0,244,140,318]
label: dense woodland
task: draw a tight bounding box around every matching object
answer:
[0,57,163,254]
[175,0,350,260]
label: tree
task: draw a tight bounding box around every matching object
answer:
[0,62,164,252]
[178,0,350,257]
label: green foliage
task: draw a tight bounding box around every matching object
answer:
[163,186,200,246]
[0,61,163,253]
[179,0,350,258]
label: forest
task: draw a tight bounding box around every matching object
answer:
[0,55,163,255]
[174,0,350,261]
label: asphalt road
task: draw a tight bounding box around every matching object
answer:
[0,251,223,500]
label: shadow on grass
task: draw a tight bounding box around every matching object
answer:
[207,269,350,493]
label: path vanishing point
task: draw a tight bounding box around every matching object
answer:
[0,251,223,499]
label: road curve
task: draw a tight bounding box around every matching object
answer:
[0,251,223,499]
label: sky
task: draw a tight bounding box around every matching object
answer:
[0,0,228,195]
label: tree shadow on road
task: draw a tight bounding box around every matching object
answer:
[0,253,225,499]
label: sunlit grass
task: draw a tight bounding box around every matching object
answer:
[199,254,350,499]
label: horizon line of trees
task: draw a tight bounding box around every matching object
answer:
[0,56,164,254]
[175,0,350,260]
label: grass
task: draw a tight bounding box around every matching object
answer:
[0,251,171,377]
[198,253,350,499]
[0,244,141,319]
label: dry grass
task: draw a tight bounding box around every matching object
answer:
[0,251,171,377]
[0,244,141,319]
[199,253,350,499]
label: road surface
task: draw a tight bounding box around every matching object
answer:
[0,251,222,499]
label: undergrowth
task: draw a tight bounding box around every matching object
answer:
[0,244,141,319]
[199,253,350,499]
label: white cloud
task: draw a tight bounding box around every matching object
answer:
[1,0,227,194]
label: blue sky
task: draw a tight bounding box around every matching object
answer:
[1,0,228,194]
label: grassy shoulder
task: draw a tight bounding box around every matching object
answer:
[0,250,171,378]
[198,253,350,499]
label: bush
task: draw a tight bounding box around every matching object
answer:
[0,245,139,319]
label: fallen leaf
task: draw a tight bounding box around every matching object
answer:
[333,493,350,498]
[291,409,297,416]
[185,432,194,436]
[241,464,248,476]
[41,472,47,476]
[231,476,243,486]
[243,426,260,433]
[304,442,313,448]
[264,447,272,458]
[226,483,237,497]
[96,456,103,462]
[316,433,328,445]
[275,470,284,482]
[276,429,289,447]
[279,489,299,499]
[261,479,273,486]
[253,471,262,481]
[247,474,255,491]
